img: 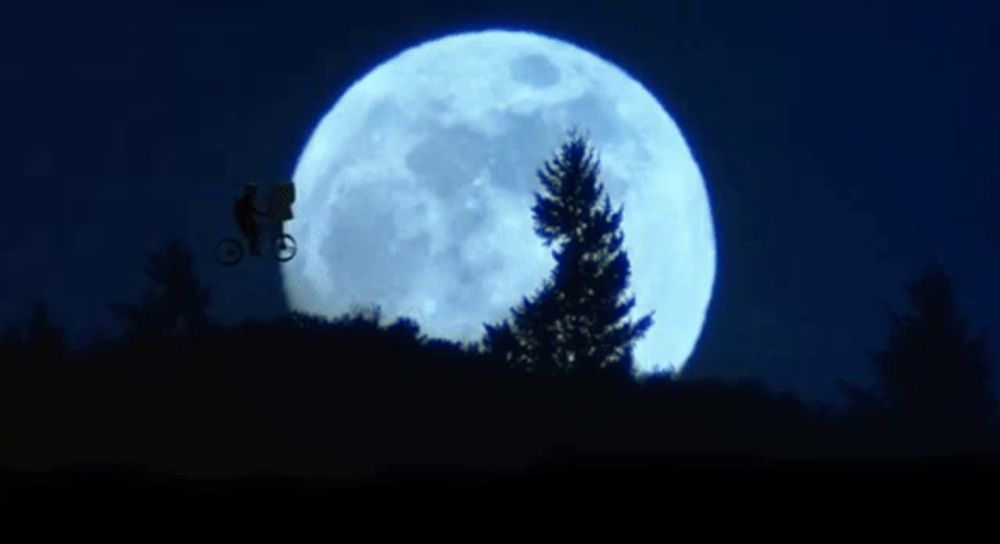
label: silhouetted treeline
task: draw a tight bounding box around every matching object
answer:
[0,220,1000,484]
[0,304,814,475]
[3,249,999,479]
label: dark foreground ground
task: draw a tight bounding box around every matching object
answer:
[6,455,1000,539]
[6,311,1000,537]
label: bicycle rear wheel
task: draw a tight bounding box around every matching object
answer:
[216,238,244,266]
[274,234,297,262]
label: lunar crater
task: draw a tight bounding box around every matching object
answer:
[510,53,561,88]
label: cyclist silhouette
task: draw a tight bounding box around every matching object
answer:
[233,183,269,256]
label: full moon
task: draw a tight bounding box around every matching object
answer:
[284,30,716,373]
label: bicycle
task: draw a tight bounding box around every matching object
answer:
[216,231,297,266]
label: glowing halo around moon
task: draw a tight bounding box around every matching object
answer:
[284,30,716,373]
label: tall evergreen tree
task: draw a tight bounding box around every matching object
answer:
[484,130,653,376]
[111,237,212,341]
[847,261,995,438]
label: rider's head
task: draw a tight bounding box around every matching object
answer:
[244,182,259,196]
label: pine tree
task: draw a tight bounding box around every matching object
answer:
[484,130,653,376]
[851,261,996,438]
[111,237,212,341]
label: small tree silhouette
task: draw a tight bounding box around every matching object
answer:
[845,260,995,443]
[111,237,212,341]
[484,130,653,377]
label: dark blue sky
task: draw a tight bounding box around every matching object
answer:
[2,0,997,404]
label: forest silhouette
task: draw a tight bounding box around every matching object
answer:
[4,133,1000,519]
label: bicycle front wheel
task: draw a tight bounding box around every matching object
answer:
[216,238,244,266]
[274,234,297,262]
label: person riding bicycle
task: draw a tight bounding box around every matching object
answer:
[233,182,269,256]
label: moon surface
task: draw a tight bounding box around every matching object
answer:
[284,30,715,373]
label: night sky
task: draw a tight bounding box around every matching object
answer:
[3,0,998,404]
